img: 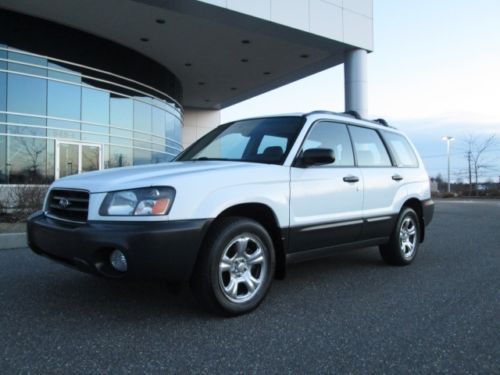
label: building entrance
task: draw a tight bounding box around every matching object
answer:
[55,141,102,179]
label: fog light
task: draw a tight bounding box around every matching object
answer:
[110,250,128,272]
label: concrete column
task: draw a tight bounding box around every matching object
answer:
[182,108,221,148]
[344,48,368,118]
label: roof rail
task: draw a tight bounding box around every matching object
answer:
[306,110,363,120]
[372,118,389,127]
[305,110,394,129]
[343,110,362,119]
[306,110,342,117]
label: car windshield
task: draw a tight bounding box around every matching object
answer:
[176,116,304,165]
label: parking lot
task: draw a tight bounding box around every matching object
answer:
[1,200,499,373]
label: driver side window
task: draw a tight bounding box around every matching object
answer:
[302,122,354,167]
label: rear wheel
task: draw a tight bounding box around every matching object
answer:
[191,217,275,316]
[379,207,420,265]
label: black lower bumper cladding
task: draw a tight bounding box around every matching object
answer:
[422,199,435,227]
[27,211,211,282]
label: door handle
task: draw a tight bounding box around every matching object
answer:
[392,174,404,181]
[343,175,359,183]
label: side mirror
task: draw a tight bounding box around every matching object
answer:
[299,148,335,167]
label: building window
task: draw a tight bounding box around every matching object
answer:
[7,137,48,184]
[7,74,47,117]
[0,71,6,134]
[0,44,183,184]
[48,81,81,120]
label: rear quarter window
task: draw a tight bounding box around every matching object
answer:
[382,131,419,168]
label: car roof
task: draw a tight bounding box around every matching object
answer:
[304,110,396,130]
[225,110,398,131]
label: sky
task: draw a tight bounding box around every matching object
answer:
[221,0,500,182]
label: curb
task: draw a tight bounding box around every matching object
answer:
[0,232,27,250]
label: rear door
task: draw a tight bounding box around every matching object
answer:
[289,121,363,253]
[348,125,402,239]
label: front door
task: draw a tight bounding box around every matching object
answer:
[289,121,363,253]
[56,141,102,179]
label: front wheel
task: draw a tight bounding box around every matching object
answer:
[379,207,420,266]
[190,217,275,316]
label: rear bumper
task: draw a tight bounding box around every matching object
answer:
[27,211,211,282]
[422,199,434,227]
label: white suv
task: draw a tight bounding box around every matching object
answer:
[28,111,434,315]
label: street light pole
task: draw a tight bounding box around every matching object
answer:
[442,136,455,193]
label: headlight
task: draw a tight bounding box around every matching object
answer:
[99,187,175,216]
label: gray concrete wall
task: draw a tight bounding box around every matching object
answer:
[183,108,221,147]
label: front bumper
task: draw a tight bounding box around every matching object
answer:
[27,211,211,282]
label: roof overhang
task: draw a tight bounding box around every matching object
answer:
[0,0,361,109]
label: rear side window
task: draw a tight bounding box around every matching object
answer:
[349,126,392,167]
[383,131,419,167]
[302,122,354,166]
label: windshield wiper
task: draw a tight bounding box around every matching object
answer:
[191,157,230,161]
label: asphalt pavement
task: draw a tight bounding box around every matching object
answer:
[1,200,499,373]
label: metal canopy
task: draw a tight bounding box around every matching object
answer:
[0,0,352,109]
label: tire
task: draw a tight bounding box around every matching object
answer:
[379,207,420,266]
[190,217,275,316]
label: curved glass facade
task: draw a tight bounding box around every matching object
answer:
[0,44,183,184]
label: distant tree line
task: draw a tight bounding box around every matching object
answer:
[432,133,499,197]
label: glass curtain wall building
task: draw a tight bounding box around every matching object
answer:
[0,11,183,185]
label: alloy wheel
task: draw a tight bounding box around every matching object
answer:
[218,234,267,303]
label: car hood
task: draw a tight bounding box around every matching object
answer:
[50,161,279,193]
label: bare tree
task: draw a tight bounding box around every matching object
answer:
[18,137,45,173]
[463,134,496,195]
[5,184,48,222]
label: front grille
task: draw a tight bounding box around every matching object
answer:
[47,189,89,223]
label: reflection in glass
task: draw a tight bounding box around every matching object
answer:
[174,118,182,144]
[47,119,80,140]
[152,152,171,164]
[102,145,110,169]
[46,139,55,182]
[7,136,47,183]
[0,135,6,183]
[82,133,109,144]
[82,87,109,143]
[165,116,175,140]
[82,87,109,124]
[58,143,79,178]
[0,46,6,70]
[152,107,165,138]
[0,72,6,133]
[7,114,46,136]
[7,74,47,116]
[1,45,183,184]
[48,81,81,119]
[133,148,151,166]
[82,145,100,172]
[110,96,133,129]
[110,96,133,147]
[48,62,82,83]
[110,129,132,146]
[133,99,152,148]
[109,145,132,168]
[7,51,47,76]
